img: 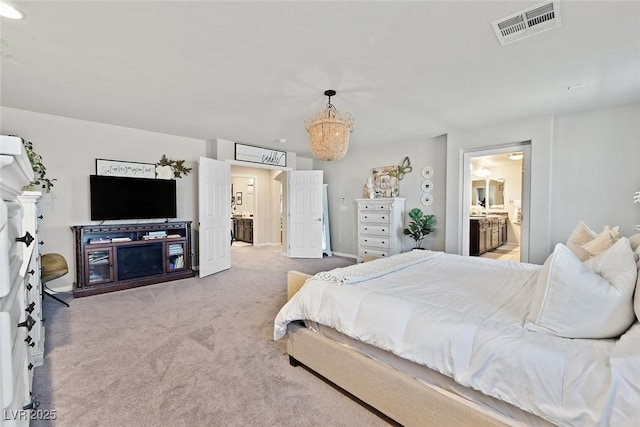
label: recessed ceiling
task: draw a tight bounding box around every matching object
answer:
[1,1,639,158]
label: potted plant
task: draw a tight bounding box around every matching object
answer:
[23,139,56,192]
[403,208,435,249]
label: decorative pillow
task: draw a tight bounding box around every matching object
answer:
[566,240,593,262]
[566,220,598,246]
[566,221,620,260]
[582,226,619,255]
[629,233,640,252]
[526,238,637,339]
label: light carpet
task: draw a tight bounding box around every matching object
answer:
[32,245,391,427]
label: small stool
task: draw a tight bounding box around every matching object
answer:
[40,253,70,307]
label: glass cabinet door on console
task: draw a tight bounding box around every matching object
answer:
[166,242,186,271]
[85,247,114,284]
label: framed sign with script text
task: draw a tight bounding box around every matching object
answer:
[235,143,287,167]
[96,159,156,178]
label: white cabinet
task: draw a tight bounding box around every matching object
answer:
[356,198,405,262]
[1,135,41,426]
[17,192,44,367]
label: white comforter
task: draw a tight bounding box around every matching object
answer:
[274,250,640,427]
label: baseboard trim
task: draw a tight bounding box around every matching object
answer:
[331,251,357,259]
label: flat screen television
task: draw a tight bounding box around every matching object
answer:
[90,175,177,221]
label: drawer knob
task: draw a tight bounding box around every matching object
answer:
[16,231,34,247]
[381,216,386,220]
[26,302,36,314]
[25,335,33,344]
[27,269,35,276]
[26,283,33,291]
[28,363,34,371]
[38,215,44,219]
[18,315,36,331]
[23,399,40,411]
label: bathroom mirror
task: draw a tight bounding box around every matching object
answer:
[472,179,505,208]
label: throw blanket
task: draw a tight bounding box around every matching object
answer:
[312,249,442,285]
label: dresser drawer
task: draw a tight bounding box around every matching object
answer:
[359,236,390,249]
[359,202,391,211]
[360,224,390,236]
[360,247,391,258]
[7,201,25,269]
[359,212,390,223]
[0,313,29,410]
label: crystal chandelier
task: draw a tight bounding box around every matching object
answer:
[305,90,354,161]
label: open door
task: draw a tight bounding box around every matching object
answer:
[288,170,323,258]
[198,157,231,277]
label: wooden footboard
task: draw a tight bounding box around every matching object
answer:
[285,270,510,427]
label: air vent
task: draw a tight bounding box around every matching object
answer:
[492,1,561,46]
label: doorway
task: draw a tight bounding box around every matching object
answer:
[461,143,531,262]
[230,165,283,248]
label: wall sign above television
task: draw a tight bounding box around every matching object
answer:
[96,158,156,179]
[235,143,286,167]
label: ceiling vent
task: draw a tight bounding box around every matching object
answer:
[492,1,561,46]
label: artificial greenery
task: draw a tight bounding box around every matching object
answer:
[23,139,56,192]
[403,208,435,249]
[157,154,193,178]
[389,156,413,180]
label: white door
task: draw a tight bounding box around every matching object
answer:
[198,157,231,277]
[288,170,323,258]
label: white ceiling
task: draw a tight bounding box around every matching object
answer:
[1,1,639,158]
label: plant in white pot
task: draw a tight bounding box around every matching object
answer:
[403,208,435,249]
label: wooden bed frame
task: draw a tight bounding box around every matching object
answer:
[285,270,513,427]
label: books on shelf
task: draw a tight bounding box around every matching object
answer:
[143,230,168,240]
[111,237,132,243]
[88,254,109,264]
[168,244,183,256]
[169,255,184,270]
[89,238,111,244]
[142,235,165,240]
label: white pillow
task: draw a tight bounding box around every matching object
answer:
[526,238,637,339]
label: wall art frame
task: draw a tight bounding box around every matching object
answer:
[96,158,156,179]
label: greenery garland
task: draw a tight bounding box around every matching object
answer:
[23,139,56,192]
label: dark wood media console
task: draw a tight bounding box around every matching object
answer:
[71,221,195,297]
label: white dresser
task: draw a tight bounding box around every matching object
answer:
[356,198,405,262]
[1,135,42,426]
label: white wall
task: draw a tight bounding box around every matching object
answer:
[446,101,640,264]
[446,116,553,264]
[550,102,640,243]
[1,107,206,291]
[317,135,447,257]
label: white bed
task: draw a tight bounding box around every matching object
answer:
[274,243,640,427]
